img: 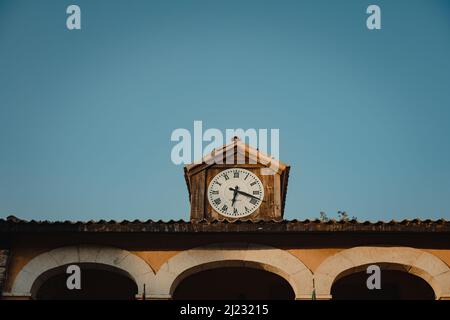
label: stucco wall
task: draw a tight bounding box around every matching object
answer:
[0,247,362,292]
[3,233,450,299]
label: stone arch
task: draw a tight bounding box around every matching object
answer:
[314,246,450,300]
[9,245,155,298]
[150,243,314,299]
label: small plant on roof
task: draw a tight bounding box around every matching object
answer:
[318,211,357,222]
[319,211,330,222]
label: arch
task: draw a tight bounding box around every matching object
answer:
[9,245,155,298]
[34,262,139,300]
[150,243,313,299]
[314,247,450,300]
[331,266,436,300]
[173,266,296,300]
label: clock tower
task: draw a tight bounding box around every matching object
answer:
[184,137,290,222]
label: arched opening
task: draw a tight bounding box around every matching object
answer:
[314,246,450,300]
[151,243,314,299]
[173,267,295,300]
[331,268,435,300]
[33,263,138,300]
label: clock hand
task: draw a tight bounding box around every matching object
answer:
[228,188,262,202]
[231,186,239,207]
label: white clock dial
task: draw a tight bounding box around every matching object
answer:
[207,168,264,218]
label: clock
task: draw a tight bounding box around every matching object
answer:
[185,138,290,221]
[207,168,265,218]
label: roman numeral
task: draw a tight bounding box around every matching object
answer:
[211,190,219,195]
[221,205,228,212]
[250,181,257,186]
[233,208,238,214]
[249,198,258,205]
[234,171,239,178]
[253,191,260,195]
[214,198,221,205]
[244,173,249,180]
[215,181,222,186]
[223,174,229,180]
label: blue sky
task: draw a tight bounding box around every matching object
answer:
[0,0,449,222]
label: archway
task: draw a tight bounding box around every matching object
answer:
[150,243,313,300]
[331,264,435,300]
[34,263,138,300]
[314,247,450,300]
[9,245,155,299]
[173,266,295,300]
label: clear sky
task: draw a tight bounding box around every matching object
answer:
[1,0,449,222]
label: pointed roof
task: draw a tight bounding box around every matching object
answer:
[184,136,288,175]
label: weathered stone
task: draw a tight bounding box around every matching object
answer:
[10,245,155,297]
[96,247,129,267]
[48,246,79,266]
[78,245,102,263]
[0,250,9,266]
[413,252,450,277]
[314,246,450,299]
[153,242,314,299]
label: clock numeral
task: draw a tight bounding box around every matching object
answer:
[249,198,258,205]
[245,206,249,212]
[223,174,229,180]
[215,181,222,187]
[233,208,238,214]
[244,173,249,180]
[214,198,221,205]
[221,205,228,212]
[211,190,219,195]
[250,181,257,186]
[233,171,239,178]
[253,191,260,195]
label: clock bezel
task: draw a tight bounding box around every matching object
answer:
[206,168,265,219]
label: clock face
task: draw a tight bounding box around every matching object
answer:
[207,168,264,218]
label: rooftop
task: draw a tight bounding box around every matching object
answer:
[1,215,449,233]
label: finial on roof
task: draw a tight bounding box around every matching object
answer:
[7,215,21,222]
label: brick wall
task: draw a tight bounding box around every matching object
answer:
[0,249,10,297]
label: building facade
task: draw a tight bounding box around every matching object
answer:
[1,140,449,300]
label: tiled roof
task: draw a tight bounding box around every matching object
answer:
[1,215,449,233]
